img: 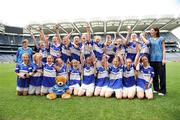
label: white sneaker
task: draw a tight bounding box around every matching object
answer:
[158,93,165,96]
[153,91,158,93]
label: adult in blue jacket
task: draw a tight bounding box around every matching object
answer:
[16,39,33,63]
[140,27,166,96]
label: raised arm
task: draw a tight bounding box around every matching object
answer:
[140,32,149,45]
[26,27,39,49]
[66,29,74,39]
[117,31,130,45]
[86,25,91,40]
[134,43,141,67]
[38,26,49,49]
[30,31,39,49]
[63,29,74,46]
[54,25,62,44]
[38,26,46,42]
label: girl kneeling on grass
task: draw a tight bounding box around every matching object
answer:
[15,53,32,96]
[68,59,81,95]
[55,58,69,79]
[78,56,96,97]
[105,56,124,99]
[122,44,140,99]
[136,54,154,100]
[94,55,109,97]
[41,55,56,95]
[28,53,43,95]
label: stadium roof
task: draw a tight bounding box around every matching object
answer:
[26,16,180,35]
[1,16,180,35]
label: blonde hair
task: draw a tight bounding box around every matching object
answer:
[74,36,80,40]
[22,53,29,58]
[33,53,41,60]
[22,39,29,44]
[94,36,101,40]
[22,53,30,64]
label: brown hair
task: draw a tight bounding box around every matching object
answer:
[152,27,160,37]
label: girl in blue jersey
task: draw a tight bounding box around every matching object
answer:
[81,26,93,59]
[126,33,138,62]
[54,58,69,79]
[93,36,104,67]
[60,29,74,63]
[28,53,43,95]
[105,56,123,99]
[45,27,62,60]
[15,53,32,96]
[78,56,96,97]
[136,54,154,99]
[61,36,72,63]
[94,55,109,97]
[139,32,149,59]
[118,28,137,62]
[113,39,126,65]
[41,55,56,95]
[68,59,81,95]
[122,44,140,99]
[16,39,33,63]
[70,36,82,62]
[48,36,61,60]
[38,42,49,63]
[103,35,116,64]
[30,30,49,63]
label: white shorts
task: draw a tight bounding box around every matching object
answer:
[41,86,52,94]
[123,85,136,94]
[28,85,41,95]
[95,85,108,89]
[106,87,122,93]
[69,84,80,89]
[136,86,153,94]
[79,83,95,93]
[16,87,28,92]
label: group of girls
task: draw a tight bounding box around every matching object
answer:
[15,26,155,99]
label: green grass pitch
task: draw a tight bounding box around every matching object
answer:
[0,62,180,120]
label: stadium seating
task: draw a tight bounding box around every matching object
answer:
[0,54,16,63]
[0,30,179,63]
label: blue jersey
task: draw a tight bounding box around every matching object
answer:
[68,67,81,86]
[49,84,69,96]
[93,41,104,61]
[49,43,61,59]
[83,65,95,85]
[108,65,123,89]
[82,40,93,59]
[16,47,33,63]
[148,36,165,62]
[29,63,43,86]
[70,43,82,61]
[96,66,109,87]
[61,43,72,63]
[114,45,126,55]
[140,42,149,54]
[126,42,137,61]
[104,44,116,63]
[15,62,32,88]
[123,64,136,87]
[38,47,49,62]
[42,63,56,87]
[137,64,154,90]
[56,64,68,79]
